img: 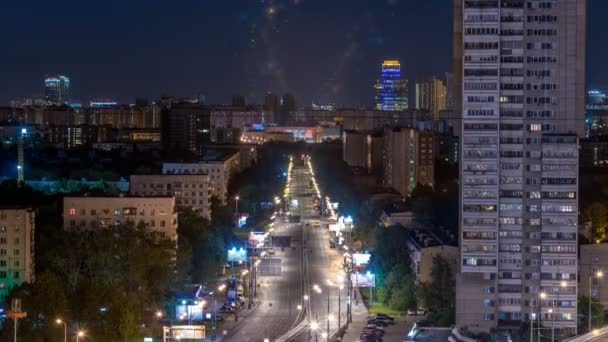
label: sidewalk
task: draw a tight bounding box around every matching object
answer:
[339,288,369,342]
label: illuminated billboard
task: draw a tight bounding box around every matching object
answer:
[351,272,376,287]
[227,247,248,262]
[352,253,371,266]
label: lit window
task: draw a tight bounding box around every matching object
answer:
[530,123,542,131]
[69,208,76,216]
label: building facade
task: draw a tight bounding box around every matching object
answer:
[580,244,608,309]
[342,130,384,175]
[383,128,434,196]
[129,174,211,219]
[0,208,35,301]
[457,0,586,334]
[374,60,408,111]
[415,78,447,120]
[162,152,240,204]
[45,75,70,106]
[63,196,178,240]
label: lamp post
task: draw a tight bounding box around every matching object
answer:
[539,292,546,342]
[76,331,85,342]
[55,318,67,342]
[235,195,240,217]
[589,270,604,332]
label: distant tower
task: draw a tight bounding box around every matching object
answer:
[17,128,25,184]
[375,60,408,111]
[44,75,70,106]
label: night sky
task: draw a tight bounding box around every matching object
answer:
[1,0,606,107]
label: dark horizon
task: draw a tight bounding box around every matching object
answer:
[1,0,606,106]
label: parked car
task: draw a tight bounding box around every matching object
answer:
[268,248,275,255]
[373,313,395,322]
[416,308,427,316]
[407,308,417,316]
[367,319,388,327]
[359,333,383,342]
[362,326,384,336]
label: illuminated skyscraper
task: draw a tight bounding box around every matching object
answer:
[374,60,408,111]
[456,0,586,335]
[44,75,70,106]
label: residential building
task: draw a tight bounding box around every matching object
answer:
[580,244,608,308]
[0,208,35,301]
[415,78,447,120]
[456,0,586,334]
[45,75,70,106]
[129,174,211,219]
[374,60,408,111]
[162,151,240,204]
[63,196,178,240]
[379,205,414,228]
[342,130,383,175]
[383,128,434,196]
[160,103,211,155]
[406,228,457,283]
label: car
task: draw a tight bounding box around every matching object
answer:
[368,317,393,325]
[365,324,385,330]
[416,308,426,316]
[268,248,275,255]
[367,319,388,327]
[373,313,395,321]
[362,326,384,336]
[359,333,383,342]
[407,308,417,316]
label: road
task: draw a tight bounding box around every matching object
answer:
[220,160,347,342]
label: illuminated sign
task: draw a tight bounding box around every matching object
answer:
[227,247,248,262]
[351,272,376,287]
[352,253,371,266]
[248,232,267,247]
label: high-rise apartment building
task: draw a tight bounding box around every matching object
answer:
[374,60,408,111]
[0,208,35,301]
[383,128,434,196]
[415,78,447,120]
[44,75,70,106]
[456,0,586,335]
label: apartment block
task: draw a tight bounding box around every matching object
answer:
[63,196,177,241]
[342,130,384,175]
[456,0,586,335]
[130,174,211,219]
[580,244,608,309]
[0,208,35,301]
[162,151,240,204]
[383,128,434,196]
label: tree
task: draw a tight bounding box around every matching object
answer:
[388,272,417,312]
[579,295,605,332]
[583,202,608,242]
[418,255,454,309]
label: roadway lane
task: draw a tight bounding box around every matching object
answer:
[291,164,349,341]
[220,163,307,342]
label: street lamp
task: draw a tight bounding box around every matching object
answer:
[55,318,67,342]
[589,270,604,332]
[539,292,547,342]
[310,321,319,342]
[76,331,85,342]
[235,195,240,216]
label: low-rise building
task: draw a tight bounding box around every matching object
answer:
[130,174,211,219]
[379,205,414,228]
[0,208,35,301]
[406,229,457,283]
[580,244,608,308]
[63,196,177,240]
[162,151,240,204]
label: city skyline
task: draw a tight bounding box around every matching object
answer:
[1,1,606,107]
